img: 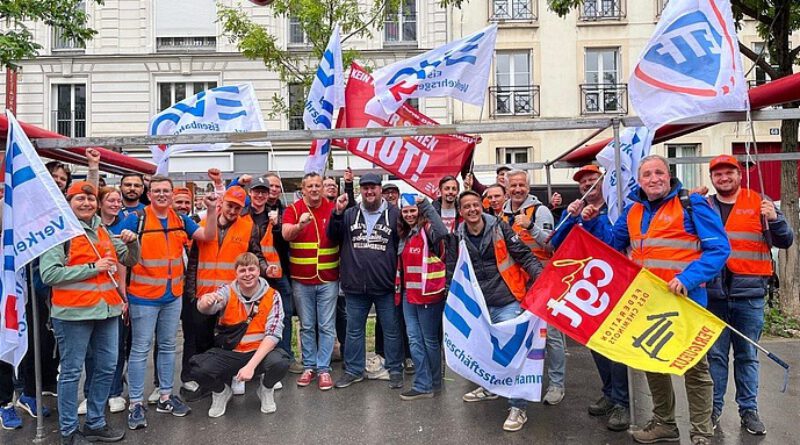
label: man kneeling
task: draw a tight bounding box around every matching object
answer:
[188,252,289,417]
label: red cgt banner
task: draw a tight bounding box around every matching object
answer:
[334,63,475,198]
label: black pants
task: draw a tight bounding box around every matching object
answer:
[336,294,347,357]
[180,296,216,383]
[21,294,59,396]
[188,347,289,393]
[0,361,14,405]
[374,304,411,359]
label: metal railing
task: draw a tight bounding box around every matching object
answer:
[51,109,86,138]
[52,28,84,52]
[489,85,540,117]
[490,0,536,22]
[580,83,628,115]
[580,0,625,21]
[156,37,217,52]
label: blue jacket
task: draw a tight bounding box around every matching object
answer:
[583,179,730,307]
[705,193,794,300]
[550,204,611,249]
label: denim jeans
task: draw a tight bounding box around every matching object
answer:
[546,324,566,389]
[344,292,403,376]
[84,317,127,398]
[707,297,765,416]
[487,301,526,409]
[403,299,445,393]
[128,297,182,403]
[294,281,338,373]
[269,275,295,361]
[52,317,119,437]
[591,350,629,408]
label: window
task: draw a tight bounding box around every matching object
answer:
[155,0,216,52]
[158,81,217,111]
[657,0,670,16]
[491,52,538,116]
[53,1,85,52]
[582,48,626,114]
[385,0,417,44]
[288,16,308,46]
[667,144,700,188]
[491,0,535,21]
[497,147,529,165]
[750,42,777,87]
[581,0,625,20]
[288,83,305,130]
[52,84,86,137]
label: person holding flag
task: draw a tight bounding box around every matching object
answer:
[581,155,730,445]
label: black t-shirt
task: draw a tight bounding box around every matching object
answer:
[714,196,734,226]
[466,225,485,250]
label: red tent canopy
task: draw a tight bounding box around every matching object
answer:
[561,73,800,164]
[0,115,156,175]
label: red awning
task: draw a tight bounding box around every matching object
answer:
[561,72,800,164]
[0,115,156,175]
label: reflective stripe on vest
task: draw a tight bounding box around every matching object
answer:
[721,191,773,276]
[128,206,187,299]
[504,206,553,264]
[52,228,122,310]
[287,200,340,283]
[397,228,446,303]
[217,285,276,353]
[196,216,253,297]
[492,225,529,301]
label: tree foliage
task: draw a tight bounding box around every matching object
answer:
[0,0,103,68]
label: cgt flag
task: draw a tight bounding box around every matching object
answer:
[444,241,547,401]
[1,111,85,367]
[523,226,726,375]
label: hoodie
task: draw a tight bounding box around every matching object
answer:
[502,194,554,248]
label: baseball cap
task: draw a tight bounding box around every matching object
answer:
[251,176,270,190]
[382,182,400,193]
[223,186,247,207]
[709,154,741,172]
[174,187,192,199]
[359,173,382,186]
[66,181,97,200]
[496,165,512,174]
[572,164,602,182]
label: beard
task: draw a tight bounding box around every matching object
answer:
[363,197,382,212]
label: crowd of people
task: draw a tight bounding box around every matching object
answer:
[0,149,793,445]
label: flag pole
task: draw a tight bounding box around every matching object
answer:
[725,322,790,391]
[27,263,46,442]
[546,170,606,240]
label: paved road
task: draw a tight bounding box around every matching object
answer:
[3,339,798,444]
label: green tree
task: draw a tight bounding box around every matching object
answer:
[0,0,103,68]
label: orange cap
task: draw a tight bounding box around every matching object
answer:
[572,164,602,182]
[174,187,192,199]
[66,181,97,200]
[223,186,247,207]
[709,154,741,172]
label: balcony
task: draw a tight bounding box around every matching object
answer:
[580,84,628,115]
[52,29,85,53]
[51,109,86,138]
[490,0,537,22]
[156,36,216,52]
[489,85,540,117]
[580,0,625,21]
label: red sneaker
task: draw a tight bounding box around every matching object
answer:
[318,372,333,391]
[296,370,315,387]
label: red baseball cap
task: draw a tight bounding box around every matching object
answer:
[66,181,97,200]
[223,186,247,207]
[709,154,741,172]
[572,164,602,182]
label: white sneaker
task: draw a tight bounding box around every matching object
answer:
[77,399,87,416]
[231,378,245,396]
[108,397,126,413]
[147,387,160,405]
[543,386,565,405]
[257,382,276,414]
[182,381,200,392]
[208,385,232,418]
[274,381,283,391]
[503,407,528,432]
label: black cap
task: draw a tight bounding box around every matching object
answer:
[251,176,270,189]
[496,165,512,174]
[359,173,382,186]
[382,182,399,192]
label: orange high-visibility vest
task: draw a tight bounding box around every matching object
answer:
[503,205,552,267]
[628,196,702,282]
[395,228,446,305]
[128,206,187,299]
[196,215,254,297]
[287,200,339,284]
[492,224,530,301]
[217,285,276,353]
[260,222,283,278]
[51,230,121,310]
[722,190,772,276]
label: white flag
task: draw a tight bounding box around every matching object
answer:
[596,127,653,224]
[149,83,268,175]
[303,25,345,174]
[0,111,85,367]
[372,24,497,115]
[629,0,749,130]
[443,241,547,402]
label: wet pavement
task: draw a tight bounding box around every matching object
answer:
[2,338,798,444]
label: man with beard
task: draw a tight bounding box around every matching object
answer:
[433,176,461,233]
[329,173,404,391]
[120,174,146,218]
[173,188,193,216]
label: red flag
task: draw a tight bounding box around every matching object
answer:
[335,63,475,198]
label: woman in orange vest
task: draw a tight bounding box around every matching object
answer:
[39,181,140,444]
[395,193,450,400]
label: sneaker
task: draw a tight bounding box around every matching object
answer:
[318,372,334,391]
[274,381,283,390]
[296,370,316,387]
[741,410,766,436]
[208,385,232,418]
[404,358,415,375]
[366,367,391,381]
[543,386,565,406]
[0,403,23,430]
[127,403,147,430]
[400,389,434,401]
[16,394,50,418]
[631,418,680,444]
[389,372,404,389]
[147,387,160,405]
[81,424,126,442]
[503,407,528,432]
[42,385,58,397]
[256,384,276,414]
[288,360,305,374]
[691,436,711,445]
[108,397,126,414]
[588,395,615,416]
[182,381,200,392]
[231,378,245,396]
[711,412,720,431]
[462,387,499,402]
[77,399,87,416]
[62,431,89,445]
[156,395,191,417]
[334,373,364,389]
[607,405,630,432]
